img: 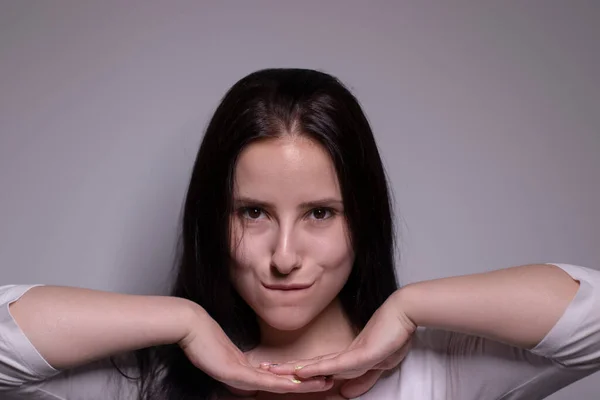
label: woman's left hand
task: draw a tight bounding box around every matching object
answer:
[267,291,416,399]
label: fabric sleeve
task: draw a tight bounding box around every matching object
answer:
[0,284,137,399]
[530,263,600,368]
[0,284,59,389]
[446,263,600,400]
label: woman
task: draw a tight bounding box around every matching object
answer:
[0,68,598,400]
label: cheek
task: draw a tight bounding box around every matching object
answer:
[229,220,266,297]
[309,221,355,272]
[319,244,354,295]
[230,219,255,270]
[303,222,355,305]
[321,222,355,288]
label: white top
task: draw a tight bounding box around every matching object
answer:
[0,263,599,399]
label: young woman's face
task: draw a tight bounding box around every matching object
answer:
[229,135,354,331]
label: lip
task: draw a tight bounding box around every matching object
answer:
[262,282,314,291]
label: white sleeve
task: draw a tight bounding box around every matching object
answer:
[530,263,600,368]
[0,284,59,390]
[0,284,137,399]
[446,263,600,400]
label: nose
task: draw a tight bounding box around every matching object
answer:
[270,223,301,275]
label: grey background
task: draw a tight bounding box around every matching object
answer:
[0,0,598,398]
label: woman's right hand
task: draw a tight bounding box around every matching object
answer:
[178,305,333,396]
[6,285,329,396]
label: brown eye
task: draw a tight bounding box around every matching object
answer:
[311,208,332,220]
[241,207,264,220]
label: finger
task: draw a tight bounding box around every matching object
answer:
[229,367,333,394]
[267,352,341,375]
[293,348,373,379]
[339,369,383,399]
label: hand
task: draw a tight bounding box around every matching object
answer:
[178,304,333,396]
[268,290,416,398]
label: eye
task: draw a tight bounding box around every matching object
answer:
[240,207,266,220]
[309,208,333,220]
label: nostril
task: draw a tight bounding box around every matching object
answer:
[270,258,301,276]
[270,264,289,277]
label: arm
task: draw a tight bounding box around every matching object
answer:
[7,285,197,370]
[2,285,332,396]
[269,263,599,399]
[395,263,580,349]
[393,263,600,399]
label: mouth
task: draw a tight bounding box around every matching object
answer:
[262,282,314,291]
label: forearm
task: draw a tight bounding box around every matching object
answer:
[9,285,197,369]
[396,264,580,349]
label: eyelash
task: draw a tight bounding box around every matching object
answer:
[237,207,336,222]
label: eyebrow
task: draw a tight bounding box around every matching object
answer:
[233,196,343,209]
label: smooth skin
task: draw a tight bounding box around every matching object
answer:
[9,286,329,394]
[269,264,580,398]
[8,134,580,399]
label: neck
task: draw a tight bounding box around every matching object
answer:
[252,298,356,364]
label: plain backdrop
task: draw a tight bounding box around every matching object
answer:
[0,1,598,398]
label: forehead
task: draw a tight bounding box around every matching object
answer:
[233,136,341,200]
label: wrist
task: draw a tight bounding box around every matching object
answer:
[390,286,419,334]
[173,297,203,346]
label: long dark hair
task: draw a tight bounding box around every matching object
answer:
[121,68,399,399]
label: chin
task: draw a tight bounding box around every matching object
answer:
[258,306,318,331]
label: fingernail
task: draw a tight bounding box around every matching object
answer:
[294,365,304,371]
[291,378,302,384]
[269,363,279,367]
